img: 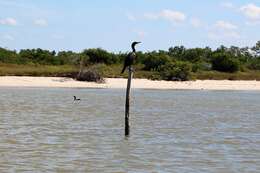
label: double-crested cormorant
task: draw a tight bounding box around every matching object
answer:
[73,96,81,101]
[121,41,141,74]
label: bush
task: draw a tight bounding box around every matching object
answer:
[19,49,58,65]
[159,61,192,81]
[82,48,118,65]
[76,64,105,83]
[0,48,18,64]
[211,53,240,73]
[247,58,260,70]
[148,73,162,80]
[143,54,171,71]
[192,61,212,72]
[57,51,82,65]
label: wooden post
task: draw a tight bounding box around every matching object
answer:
[125,66,133,136]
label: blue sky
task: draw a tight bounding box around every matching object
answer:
[0,0,260,52]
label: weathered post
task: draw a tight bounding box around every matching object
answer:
[125,66,133,136]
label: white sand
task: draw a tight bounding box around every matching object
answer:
[0,76,260,90]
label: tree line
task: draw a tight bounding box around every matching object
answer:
[1,41,260,81]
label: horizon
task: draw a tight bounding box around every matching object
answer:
[0,0,260,52]
[0,41,258,54]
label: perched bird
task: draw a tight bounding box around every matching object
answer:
[121,41,141,74]
[73,96,81,101]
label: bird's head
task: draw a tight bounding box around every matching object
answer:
[131,41,141,51]
[132,41,141,47]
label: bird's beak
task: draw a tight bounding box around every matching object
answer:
[137,42,141,44]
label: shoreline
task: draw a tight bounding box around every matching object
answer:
[0,76,260,90]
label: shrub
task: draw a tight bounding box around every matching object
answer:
[57,51,82,65]
[211,53,240,73]
[143,54,171,71]
[247,58,260,70]
[82,48,118,65]
[148,73,162,80]
[0,48,18,64]
[192,61,212,72]
[159,61,192,81]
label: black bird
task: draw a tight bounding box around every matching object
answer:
[73,96,81,101]
[121,41,141,74]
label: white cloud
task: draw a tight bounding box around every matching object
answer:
[160,10,186,23]
[240,4,260,20]
[221,2,234,9]
[144,13,159,20]
[126,13,137,21]
[245,20,260,26]
[0,0,33,9]
[144,9,186,23]
[208,20,240,40]
[34,19,48,26]
[0,0,55,19]
[190,17,202,28]
[0,17,17,26]
[214,20,237,30]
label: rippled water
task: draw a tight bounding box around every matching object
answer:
[0,87,260,173]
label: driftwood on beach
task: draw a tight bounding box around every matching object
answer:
[75,69,104,83]
[74,64,105,83]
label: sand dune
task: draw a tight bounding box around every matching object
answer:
[0,76,260,90]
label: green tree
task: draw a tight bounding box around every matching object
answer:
[159,61,192,81]
[57,51,81,65]
[168,46,186,59]
[211,52,240,73]
[248,57,260,70]
[19,49,58,65]
[143,53,171,71]
[82,48,118,65]
[0,47,18,63]
[252,41,260,57]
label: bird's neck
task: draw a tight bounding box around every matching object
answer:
[132,46,136,52]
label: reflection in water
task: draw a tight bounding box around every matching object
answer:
[0,88,260,172]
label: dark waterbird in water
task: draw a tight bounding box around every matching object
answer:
[121,41,141,74]
[73,96,81,102]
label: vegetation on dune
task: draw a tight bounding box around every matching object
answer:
[0,63,77,77]
[1,41,260,81]
[211,53,240,73]
[159,61,192,81]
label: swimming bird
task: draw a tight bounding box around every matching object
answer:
[73,96,81,101]
[121,41,141,74]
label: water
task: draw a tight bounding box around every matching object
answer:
[0,87,260,173]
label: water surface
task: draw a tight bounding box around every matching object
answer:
[0,88,260,172]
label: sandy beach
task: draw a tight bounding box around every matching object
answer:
[0,76,260,90]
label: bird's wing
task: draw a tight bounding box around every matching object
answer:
[128,52,136,64]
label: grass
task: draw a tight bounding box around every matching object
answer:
[193,71,260,81]
[1,63,260,81]
[0,63,78,77]
[97,64,156,79]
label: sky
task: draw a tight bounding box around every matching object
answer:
[0,0,260,52]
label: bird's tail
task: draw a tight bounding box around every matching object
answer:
[121,66,126,74]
